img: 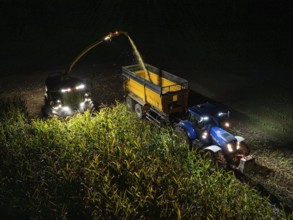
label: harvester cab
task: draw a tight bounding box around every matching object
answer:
[42,73,94,117]
[41,31,126,118]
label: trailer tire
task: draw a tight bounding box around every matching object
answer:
[135,103,144,119]
[126,95,134,111]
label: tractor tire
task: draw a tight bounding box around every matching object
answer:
[229,141,251,168]
[174,126,191,148]
[126,95,134,111]
[134,103,144,119]
[238,141,250,156]
[205,150,227,171]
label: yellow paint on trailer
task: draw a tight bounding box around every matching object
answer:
[123,64,189,116]
[134,70,182,93]
[125,77,163,111]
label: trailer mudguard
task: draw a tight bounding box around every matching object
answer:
[203,145,222,153]
[177,120,196,140]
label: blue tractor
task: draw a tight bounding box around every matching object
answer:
[174,102,252,169]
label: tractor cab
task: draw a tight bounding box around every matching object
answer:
[186,102,230,143]
[42,74,94,117]
[187,102,230,130]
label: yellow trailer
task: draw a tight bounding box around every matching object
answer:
[122,64,189,124]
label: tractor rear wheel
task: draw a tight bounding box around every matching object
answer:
[174,126,191,149]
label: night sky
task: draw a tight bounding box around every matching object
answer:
[1,1,293,74]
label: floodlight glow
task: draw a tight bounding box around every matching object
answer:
[61,88,71,93]
[76,84,85,90]
[225,122,230,127]
[62,106,71,112]
[104,36,111,41]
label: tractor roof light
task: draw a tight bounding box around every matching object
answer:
[218,112,224,116]
[203,116,209,121]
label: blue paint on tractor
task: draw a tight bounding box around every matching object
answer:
[210,127,237,148]
[177,120,197,140]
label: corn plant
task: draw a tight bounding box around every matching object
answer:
[0,99,288,219]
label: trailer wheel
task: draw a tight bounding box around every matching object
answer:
[134,103,144,119]
[126,95,134,111]
[174,126,191,148]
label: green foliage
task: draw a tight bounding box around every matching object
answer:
[0,95,28,119]
[0,100,284,219]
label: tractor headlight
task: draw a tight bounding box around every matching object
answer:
[62,106,70,112]
[227,143,233,152]
[52,104,62,114]
[59,106,72,116]
[237,142,240,150]
[202,131,208,139]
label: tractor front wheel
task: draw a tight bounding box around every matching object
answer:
[238,141,250,156]
[205,150,227,172]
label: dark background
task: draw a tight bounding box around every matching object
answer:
[2,0,293,73]
[1,0,293,146]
